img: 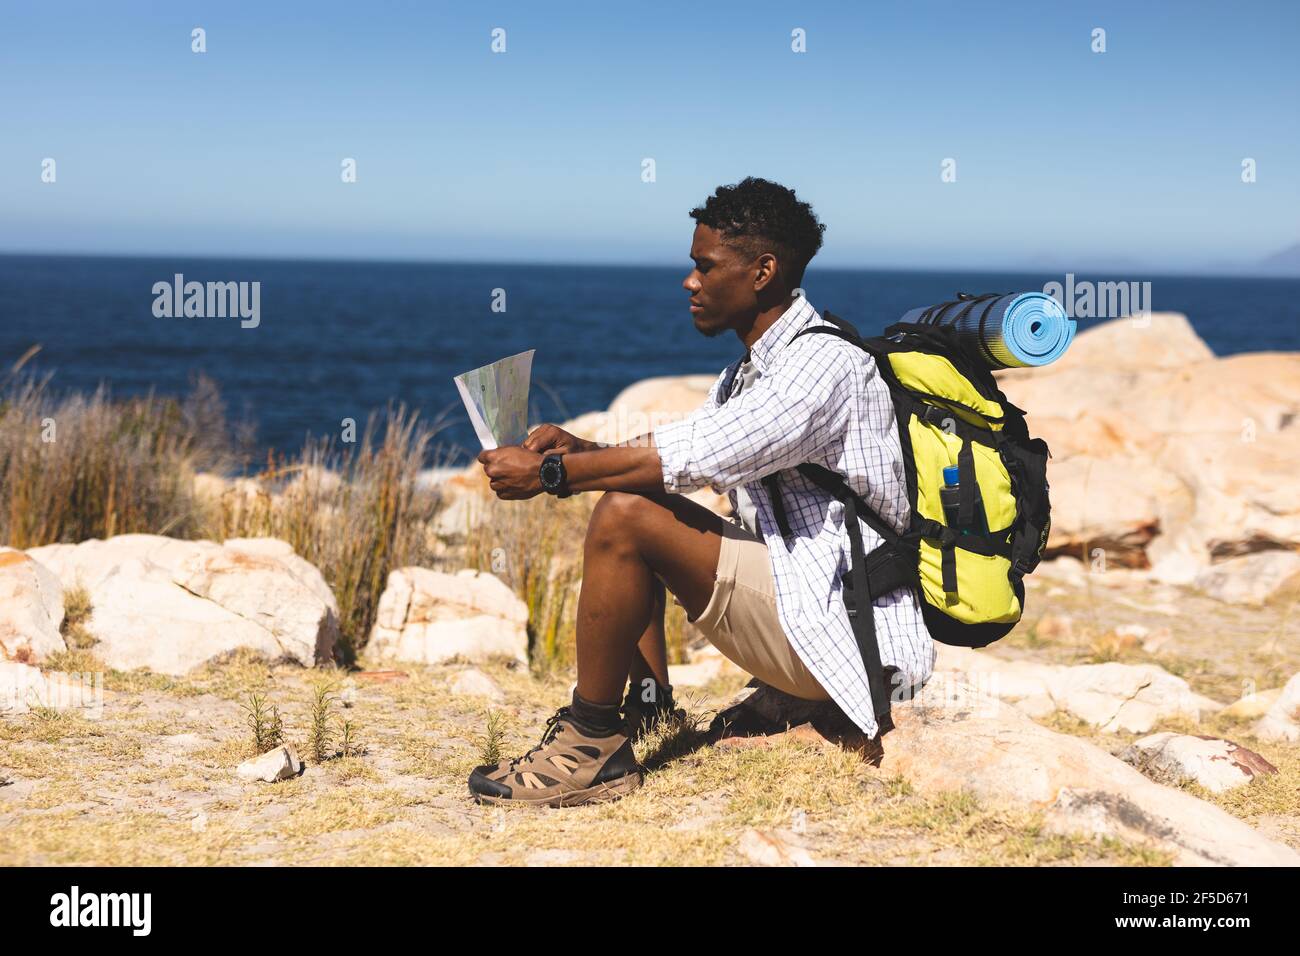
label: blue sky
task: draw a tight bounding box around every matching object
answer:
[1,0,1297,271]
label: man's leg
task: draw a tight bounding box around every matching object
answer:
[628,577,670,692]
[574,490,725,705]
[467,489,724,806]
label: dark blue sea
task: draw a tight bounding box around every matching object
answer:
[2,254,1297,467]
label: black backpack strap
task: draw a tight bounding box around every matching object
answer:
[791,323,867,351]
[762,474,793,538]
[716,355,745,406]
[796,463,907,549]
[844,492,895,730]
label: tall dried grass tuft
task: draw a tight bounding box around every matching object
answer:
[0,362,234,548]
[463,491,593,674]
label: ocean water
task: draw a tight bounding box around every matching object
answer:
[1,254,1297,466]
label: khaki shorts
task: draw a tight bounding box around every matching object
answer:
[664,520,830,702]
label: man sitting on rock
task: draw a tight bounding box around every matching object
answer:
[471,176,933,806]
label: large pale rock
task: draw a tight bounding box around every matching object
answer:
[1040,455,1187,563]
[1120,732,1278,793]
[80,561,284,674]
[369,567,528,665]
[996,314,1300,576]
[1253,673,1300,743]
[174,538,340,666]
[1194,550,1300,605]
[0,549,66,663]
[1051,662,1220,733]
[26,535,339,675]
[29,534,213,591]
[936,646,1221,732]
[714,677,1299,865]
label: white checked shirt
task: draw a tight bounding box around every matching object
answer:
[653,295,935,737]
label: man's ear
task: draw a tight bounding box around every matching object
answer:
[752,252,779,294]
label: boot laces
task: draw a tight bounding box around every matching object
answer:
[508,706,571,771]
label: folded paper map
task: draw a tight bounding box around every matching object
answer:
[453,349,535,450]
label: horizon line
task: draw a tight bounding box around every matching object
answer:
[1,247,1298,281]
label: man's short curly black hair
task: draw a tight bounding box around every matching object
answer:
[689,177,826,286]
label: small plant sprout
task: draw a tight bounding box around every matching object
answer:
[338,717,360,759]
[479,709,507,767]
[309,680,340,761]
[242,691,285,754]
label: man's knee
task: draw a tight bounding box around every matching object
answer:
[587,491,657,548]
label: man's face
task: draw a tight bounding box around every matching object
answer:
[682,224,759,337]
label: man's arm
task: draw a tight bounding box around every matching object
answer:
[651,345,856,496]
[562,435,664,494]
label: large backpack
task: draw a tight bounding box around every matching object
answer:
[756,297,1053,730]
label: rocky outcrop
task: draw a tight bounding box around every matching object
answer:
[1193,550,1300,606]
[369,567,528,665]
[713,679,1298,866]
[25,535,339,675]
[996,313,1300,585]
[935,645,1221,732]
[0,548,65,663]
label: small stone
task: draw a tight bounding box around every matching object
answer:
[236,744,303,783]
[355,670,408,683]
[738,828,816,867]
[449,668,505,702]
[1033,614,1075,644]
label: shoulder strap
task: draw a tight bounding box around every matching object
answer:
[716,355,744,406]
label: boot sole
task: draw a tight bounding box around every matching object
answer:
[471,771,644,808]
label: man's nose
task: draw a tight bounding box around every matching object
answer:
[682,273,700,293]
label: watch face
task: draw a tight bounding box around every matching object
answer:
[541,458,561,489]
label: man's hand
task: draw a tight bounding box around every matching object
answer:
[478,445,545,500]
[523,423,597,456]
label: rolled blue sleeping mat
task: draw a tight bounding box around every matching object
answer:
[899,292,1075,369]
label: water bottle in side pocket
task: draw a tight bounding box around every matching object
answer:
[940,465,989,536]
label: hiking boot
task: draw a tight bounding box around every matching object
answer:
[622,682,686,741]
[467,706,643,807]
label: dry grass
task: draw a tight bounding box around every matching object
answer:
[0,365,232,547]
[59,584,96,649]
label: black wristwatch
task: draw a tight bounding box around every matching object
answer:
[538,454,572,498]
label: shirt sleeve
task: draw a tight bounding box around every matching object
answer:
[653,343,857,496]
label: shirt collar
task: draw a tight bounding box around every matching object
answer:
[745,295,816,374]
